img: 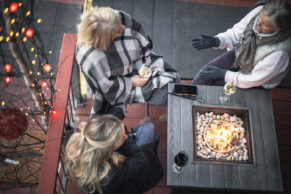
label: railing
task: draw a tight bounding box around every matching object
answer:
[37,33,78,194]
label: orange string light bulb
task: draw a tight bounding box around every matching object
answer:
[43,64,52,72]
[41,81,48,88]
[3,76,12,84]
[9,2,19,13]
[4,64,12,72]
[25,28,34,38]
[50,109,58,118]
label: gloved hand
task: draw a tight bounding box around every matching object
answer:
[192,35,220,50]
[199,66,227,81]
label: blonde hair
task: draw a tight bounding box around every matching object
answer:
[77,7,121,51]
[65,115,125,194]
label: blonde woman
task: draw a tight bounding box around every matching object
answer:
[75,7,180,119]
[65,115,163,194]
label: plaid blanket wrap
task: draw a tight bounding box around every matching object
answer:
[75,11,179,116]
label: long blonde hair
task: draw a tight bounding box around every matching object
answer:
[77,7,121,51]
[65,115,125,194]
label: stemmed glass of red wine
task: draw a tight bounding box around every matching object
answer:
[172,151,189,173]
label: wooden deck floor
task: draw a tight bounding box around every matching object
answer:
[62,1,291,192]
[3,86,291,194]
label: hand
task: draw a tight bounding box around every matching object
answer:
[199,66,227,81]
[132,75,150,87]
[191,35,220,50]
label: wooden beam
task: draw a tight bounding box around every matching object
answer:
[37,33,77,194]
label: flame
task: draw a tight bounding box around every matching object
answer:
[205,121,238,152]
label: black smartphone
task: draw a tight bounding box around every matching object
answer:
[174,84,197,96]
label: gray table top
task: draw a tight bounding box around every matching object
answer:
[167,84,282,192]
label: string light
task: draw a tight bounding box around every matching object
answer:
[25,28,34,38]
[43,64,52,72]
[4,64,12,72]
[1,2,56,128]
[41,81,48,88]
[51,109,58,117]
[10,2,19,12]
[3,76,12,84]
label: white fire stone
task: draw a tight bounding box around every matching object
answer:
[195,112,249,162]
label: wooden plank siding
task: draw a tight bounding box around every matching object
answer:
[271,88,291,194]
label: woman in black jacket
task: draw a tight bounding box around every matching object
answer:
[65,114,163,194]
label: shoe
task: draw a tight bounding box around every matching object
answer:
[139,116,152,124]
[159,113,167,122]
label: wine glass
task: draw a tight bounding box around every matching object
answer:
[138,64,152,78]
[219,82,237,104]
[172,151,189,173]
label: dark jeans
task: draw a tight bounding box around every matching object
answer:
[192,50,239,86]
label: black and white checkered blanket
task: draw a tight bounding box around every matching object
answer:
[75,11,179,116]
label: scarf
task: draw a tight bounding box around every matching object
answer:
[233,14,290,73]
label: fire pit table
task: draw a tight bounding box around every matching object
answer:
[167,84,282,192]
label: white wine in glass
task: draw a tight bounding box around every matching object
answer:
[219,82,237,103]
[138,64,152,78]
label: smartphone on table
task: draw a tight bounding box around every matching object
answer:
[174,84,197,96]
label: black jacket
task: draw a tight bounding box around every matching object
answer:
[97,137,163,194]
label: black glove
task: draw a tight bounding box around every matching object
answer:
[199,66,227,81]
[192,35,220,50]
